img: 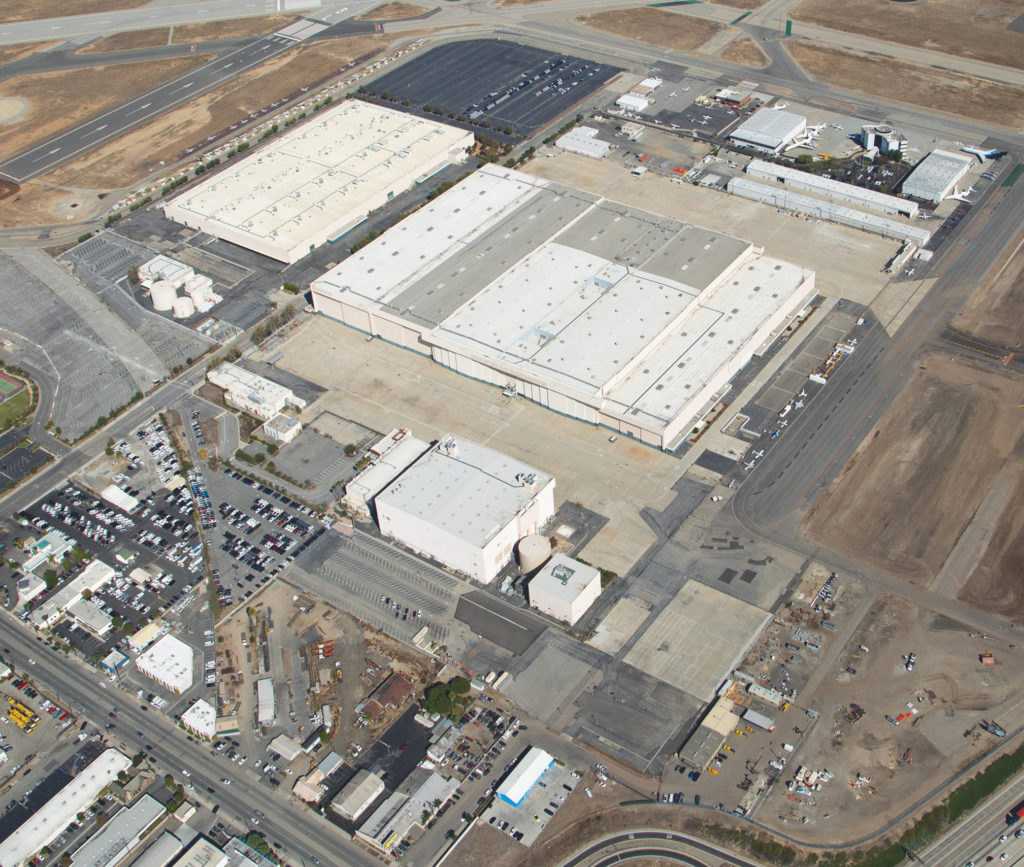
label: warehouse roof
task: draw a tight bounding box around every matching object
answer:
[332,769,385,821]
[181,699,216,739]
[496,747,554,807]
[730,109,806,149]
[0,749,131,867]
[70,794,164,867]
[163,100,473,263]
[530,555,599,603]
[345,434,430,513]
[374,436,553,549]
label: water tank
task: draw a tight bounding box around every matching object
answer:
[150,281,177,311]
[517,534,551,574]
[171,295,195,319]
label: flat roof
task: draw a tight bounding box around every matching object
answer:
[346,435,431,508]
[70,794,164,867]
[313,165,813,444]
[67,597,113,635]
[101,485,139,514]
[332,769,385,821]
[530,554,599,603]
[130,831,184,867]
[181,699,216,739]
[174,836,227,867]
[163,100,473,263]
[0,749,131,867]
[135,635,194,693]
[903,149,973,200]
[496,747,554,807]
[256,678,275,724]
[208,362,302,408]
[31,559,116,627]
[374,436,553,549]
[730,109,805,148]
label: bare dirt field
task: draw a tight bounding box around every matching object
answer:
[0,56,209,159]
[494,0,555,6]
[578,8,725,52]
[719,36,769,67]
[356,2,429,19]
[0,183,108,229]
[802,355,1024,587]
[760,594,1024,843]
[708,0,768,8]
[0,42,59,65]
[788,41,1024,128]
[0,0,143,23]
[37,35,388,190]
[792,0,1024,71]
[961,464,1024,616]
[954,234,1024,348]
[79,28,170,53]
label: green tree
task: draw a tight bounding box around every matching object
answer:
[43,569,58,589]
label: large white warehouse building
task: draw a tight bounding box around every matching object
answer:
[312,165,814,450]
[901,149,973,203]
[729,109,806,154]
[528,554,601,625]
[162,100,474,263]
[373,435,555,585]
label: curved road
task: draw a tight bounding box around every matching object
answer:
[564,830,763,867]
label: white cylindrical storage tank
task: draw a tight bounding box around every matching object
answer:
[517,534,551,574]
[150,282,177,311]
[171,296,195,319]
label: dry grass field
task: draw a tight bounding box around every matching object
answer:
[954,233,1024,348]
[579,7,725,52]
[356,2,429,19]
[79,28,170,53]
[719,36,769,67]
[172,14,296,43]
[0,0,143,23]
[789,41,1024,128]
[0,42,59,65]
[707,0,768,8]
[802,356,1024,588]
[792,0,1024,71]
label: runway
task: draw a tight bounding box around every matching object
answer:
[0,20,329,183]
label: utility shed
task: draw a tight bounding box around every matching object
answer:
[743,707,776,731]
[528,554,601,625]
[901,149,973,203]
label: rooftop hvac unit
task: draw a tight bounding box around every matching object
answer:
[515,472,538,488]
[437,436,458,457]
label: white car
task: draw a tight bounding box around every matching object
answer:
[584,788,593,799]
[181,769,190,777]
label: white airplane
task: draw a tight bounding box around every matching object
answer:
[830,123,844,130]
[905,268,915,277]
[947,185,974,202]
[798,390,807,398]
[807,123,827,134]
[794,400,804,410]
[769,102,789,110]
[744,461,756,471]
[961,145,1005,163]
[779,420,788,429]
[753,450,765,459]
[917,213,937,220]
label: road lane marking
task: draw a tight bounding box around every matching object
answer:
[127,102,152,115]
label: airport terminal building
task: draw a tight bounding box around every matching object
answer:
[162,100,474,263]
[312,165,815,450]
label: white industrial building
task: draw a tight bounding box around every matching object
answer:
[344,429,430,517]
[21,528,74,574]
[496,747,554,807]
[0,749,131,867]
[745,159,918,217]
[67,597,114,636]
[69,794,164,867]
[101,485,140,514]
[372,435,555,585]
[135,635,194,693]
[615,92,649,112]
[138,255,222,317]
[331,769,385,821]
[356,770,458,853]
[555,126,609,159]
[312,165,815,450]
[30,559,116,629]
[858,124,907,157]
[162,100,475,263]
[729,109,807,154]
[902,149,973,203]
[256,678,275,725]
[181,699,216,739]
[208,362,306,421]
[528,554,601,625]
[727,177,931,246]
[261,414,302,444]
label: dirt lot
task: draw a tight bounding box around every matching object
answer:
[78,28,170,53]
[719,36,769,67]
[0,42,59,65]
[792,0,1024,71]
[0,0,143,22]
[173,15,296,44]
[356,2,429,19]
[954,233,1024,348]
[788,41,1024,128]
[802,355,1024,587]
[708,0,768,8]
[0,56,209,158]
[578,7,725,52]
[759,594,1024,842]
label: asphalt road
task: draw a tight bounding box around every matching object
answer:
[0,614,379,867]
[563,829,765,867]
[0,29,317,183]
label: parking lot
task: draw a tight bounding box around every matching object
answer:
[363,40,621,139]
